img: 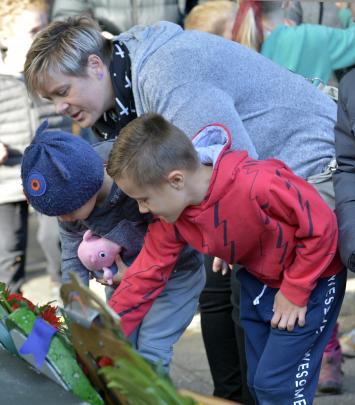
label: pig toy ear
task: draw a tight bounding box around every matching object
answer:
[83,230,93,241]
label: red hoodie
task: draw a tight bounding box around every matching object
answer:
[110,125,343,336]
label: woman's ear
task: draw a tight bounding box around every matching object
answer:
[167,170,185,190]
[87,54,105,79]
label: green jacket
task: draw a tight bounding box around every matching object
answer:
[261,17,355,84]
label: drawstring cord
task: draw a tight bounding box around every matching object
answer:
[253,285,267,305]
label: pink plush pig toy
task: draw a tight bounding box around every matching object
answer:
[77,230,122,285]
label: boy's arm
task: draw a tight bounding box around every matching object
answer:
[59,221,90,285]
[109,219,185,337]
[333,72,355,271]
[265,166,340,307]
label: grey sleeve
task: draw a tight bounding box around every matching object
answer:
[59,221,90,285]
[334,77,355,270]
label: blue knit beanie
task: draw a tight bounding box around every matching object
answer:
[21,121,104,216]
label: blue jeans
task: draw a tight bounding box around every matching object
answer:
[128,264,206,372]
[237,268,346,405]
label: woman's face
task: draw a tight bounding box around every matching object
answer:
[40,62,114,128]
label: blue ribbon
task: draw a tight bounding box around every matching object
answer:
[19,318,58,368]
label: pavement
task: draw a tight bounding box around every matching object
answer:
[15,213,355,403]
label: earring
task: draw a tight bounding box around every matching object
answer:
[97,72,104,80]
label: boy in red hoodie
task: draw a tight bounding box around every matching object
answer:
[107,113,346,405]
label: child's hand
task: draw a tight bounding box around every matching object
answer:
[271,290,307,331]
[96,254,128,287]
[212,257,233,276]
[111,253,128,286]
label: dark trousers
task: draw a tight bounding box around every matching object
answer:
[199,256,254,404]
[0,201,28,292]
[238,268,346,404]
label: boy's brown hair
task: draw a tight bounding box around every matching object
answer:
[107,113,199,187]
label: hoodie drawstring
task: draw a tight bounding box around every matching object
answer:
[253,284,267,305]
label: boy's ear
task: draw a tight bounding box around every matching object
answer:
[167,170,184,190]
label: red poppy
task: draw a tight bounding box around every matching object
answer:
[7,293,35,311]
[41,305,62,329]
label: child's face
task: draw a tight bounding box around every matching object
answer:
[58,193,98,222]
[117,175,188,224]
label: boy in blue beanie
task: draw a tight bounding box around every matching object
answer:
[21,120,205,371]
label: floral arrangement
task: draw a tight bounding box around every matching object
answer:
[0,284,62,329]
[0,282,103,405]
[0,277,216,405]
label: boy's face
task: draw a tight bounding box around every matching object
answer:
[117,175,188,224]
[58,193,98,222]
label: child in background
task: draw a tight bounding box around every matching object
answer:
[20,121,205,372]
[185,0,355,85]
[106,113,346,405]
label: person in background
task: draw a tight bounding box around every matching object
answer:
[51,0,199,33]
[333,68,355,359]
[185,0,355,396]
[186,0,355,85]
[0,0,69,294]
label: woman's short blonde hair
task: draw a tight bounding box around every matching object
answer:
[184,1,238,38]
[24,16,112,97]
